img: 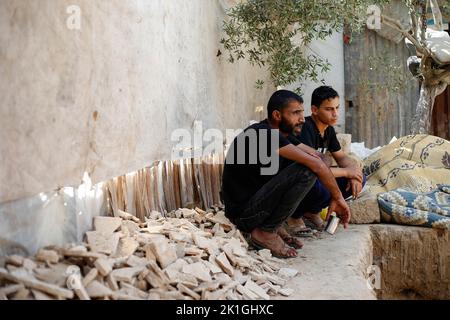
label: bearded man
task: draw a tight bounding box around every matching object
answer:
[221,90,351,258]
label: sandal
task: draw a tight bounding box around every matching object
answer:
[248,235,297,259]
[285,218,314,237]
[285,224,314,238]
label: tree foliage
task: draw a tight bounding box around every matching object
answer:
[221,0,390,91]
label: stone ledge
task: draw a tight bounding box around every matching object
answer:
[349,193,381,224]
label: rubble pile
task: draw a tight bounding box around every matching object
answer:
[0,207,298,300]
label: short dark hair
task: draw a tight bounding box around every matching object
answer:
[311,86,339,108]
[267,90,303,119]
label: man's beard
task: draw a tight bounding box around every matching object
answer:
[294,123,303,136]
[279,118,296,134]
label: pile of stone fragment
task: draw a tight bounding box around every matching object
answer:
[0,206,299,300]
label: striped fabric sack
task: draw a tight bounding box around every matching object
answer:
[378,185,450,229]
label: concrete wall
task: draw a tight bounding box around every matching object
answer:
[0,0,273,204]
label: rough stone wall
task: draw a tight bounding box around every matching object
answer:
[0,0,273,204]
[371,225,450,299]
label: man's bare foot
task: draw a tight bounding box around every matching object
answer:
[277,227,303,249]
[303,212,325,230]
[250,228,297,258]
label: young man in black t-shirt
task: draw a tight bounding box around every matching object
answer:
[286,86,365,234]
[221,90,351,258]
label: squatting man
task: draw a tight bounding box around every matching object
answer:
[287,86,365,236]
[221,88,363,258]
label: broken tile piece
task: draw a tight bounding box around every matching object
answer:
[36,249,59,264]
[94,258,112,276]
[31,289,54,300]
[244,279,270,300]
[86,280,113,298]
[258,249,272,259]
[236,284,258,300]
[176,208,196,219]
[148,237,177,269]
[106,274,119,291]
[201,260,222,274]
[182,262,212,282]
[177,283,201,300]
[5,255,24,267]
[12,288,31,300]
[215,252,234,276]
[126,255,148,267]
[114,237,139,258]
[278,267,299,279]
[86,231,120,255]
[22,258,37,272]
[148,210,163,220]
[120,220,141,236]
[111,267,145,283]
[0,268,74,299]
[0,284,25,296]
[34,263,70,286]
[82,268,98,287]
[94,216,122,234]
[279,288,294,296]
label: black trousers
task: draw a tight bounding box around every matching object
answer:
[225,163,317,233]
[291,175,367,217]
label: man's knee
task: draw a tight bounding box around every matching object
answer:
[289,163,317,185]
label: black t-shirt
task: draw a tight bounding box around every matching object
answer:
[221,120,300,217]
[298,116,341,154]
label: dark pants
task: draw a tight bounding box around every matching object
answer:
[225,163,317,233]
[291,174,367,218]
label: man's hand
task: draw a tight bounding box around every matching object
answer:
[346,178,363,199]
[345,166,363,183]
[327,196,351,228]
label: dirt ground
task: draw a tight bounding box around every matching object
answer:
[275,225,376,300]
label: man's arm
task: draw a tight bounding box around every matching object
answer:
[332,150,364,199]
[296,143,322,160]
[332,150,363,182]
[279,144,351,226]
[297,143,335,167]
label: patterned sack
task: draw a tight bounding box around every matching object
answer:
[363,135,450,195]
[378,185,450,229]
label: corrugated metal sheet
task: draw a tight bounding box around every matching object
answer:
[344,10,421,148]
